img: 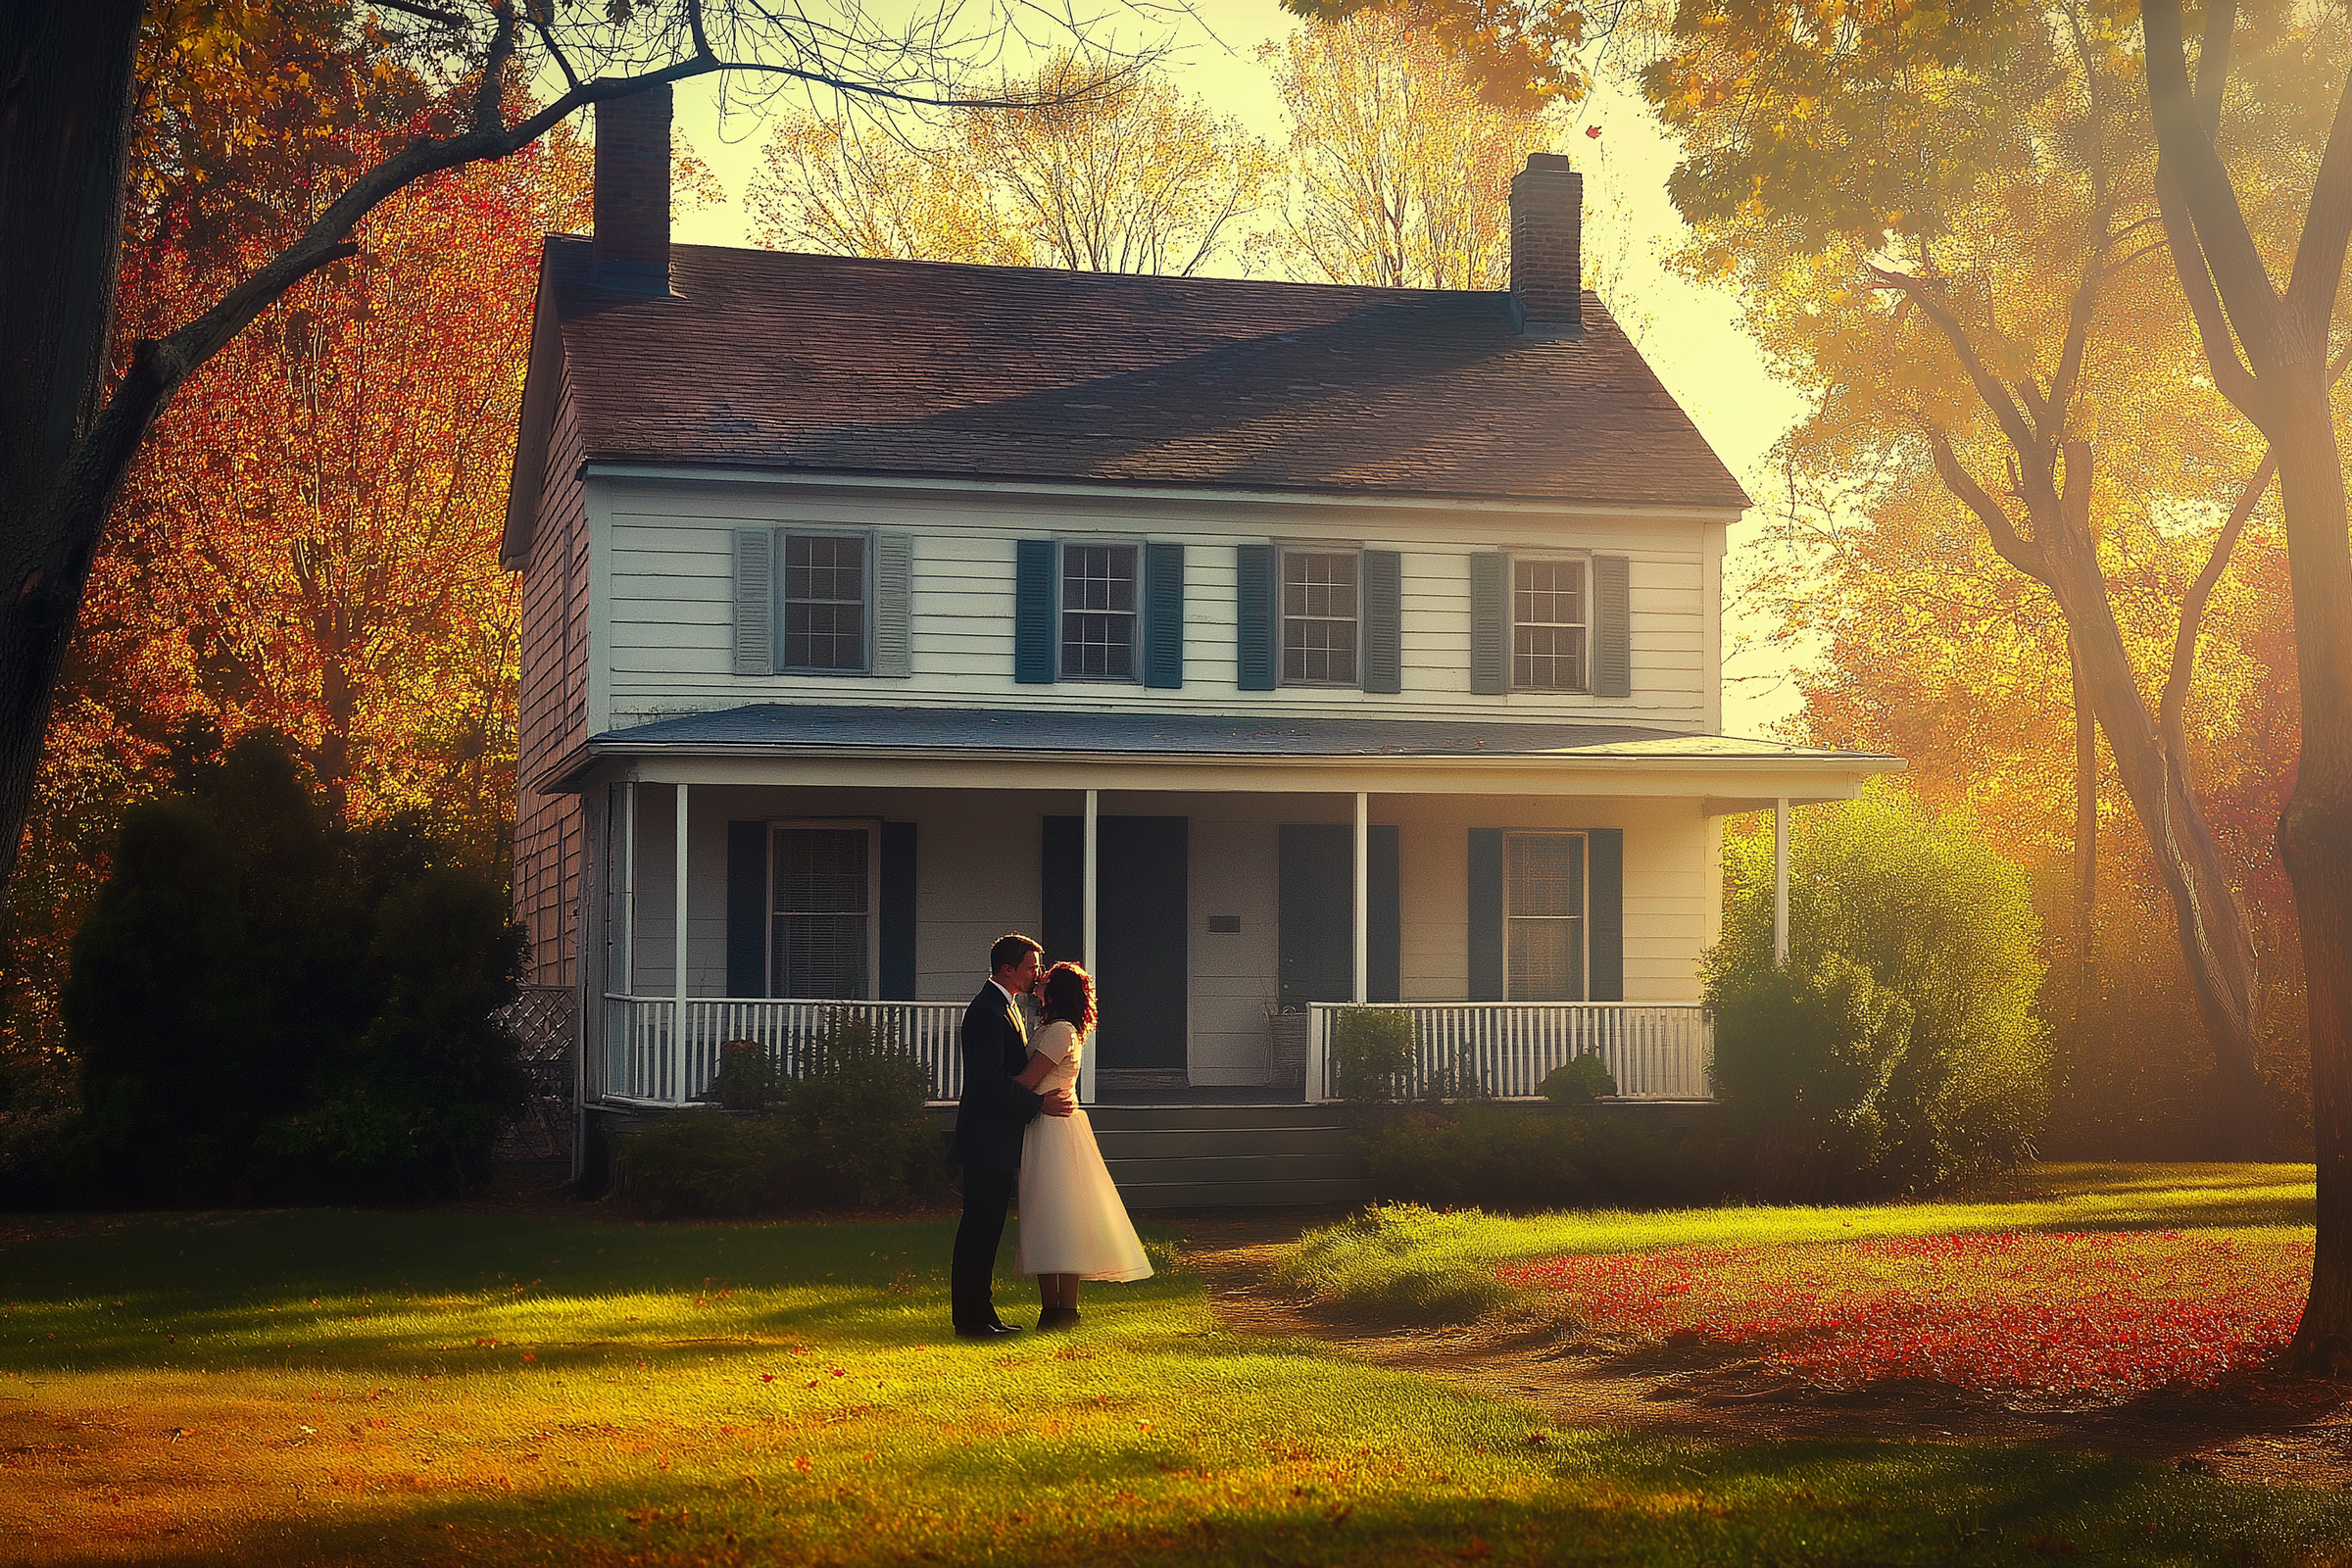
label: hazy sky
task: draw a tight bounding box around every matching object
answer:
[658,0,1815,736]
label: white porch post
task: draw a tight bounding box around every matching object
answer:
[1351,792,1369,1004]
[1773,797,1790,967]
[1081,787,1099,1105]
[673,783,690,1103]
[621,778,637,993]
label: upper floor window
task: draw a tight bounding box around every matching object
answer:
[1060,543,1137,679]
[1513,559,1586,692]
[1283,551,1358,685]
[783,534,866,671]
[1505,831,1585,1001]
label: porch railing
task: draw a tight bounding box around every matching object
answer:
[603,996,967,1105]
[1304,1002,1712,1103]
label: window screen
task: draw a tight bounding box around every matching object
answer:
[783,535,866,671]
[1505,832,1585,1002]
[1513,560,1587,691]
[773,827,869,998]
[1060,544,1137,679]
[1283,552,1358,684]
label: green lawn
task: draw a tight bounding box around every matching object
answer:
[1273,1162,2321,1319]
[0,1170,2340,1565]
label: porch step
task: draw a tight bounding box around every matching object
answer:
[1090,1105,1371,1208]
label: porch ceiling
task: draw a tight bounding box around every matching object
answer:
[539,703,1901,801]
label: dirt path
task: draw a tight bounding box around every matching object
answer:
[1162,1208,2352,1493]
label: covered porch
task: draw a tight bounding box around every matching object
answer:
[550,706,1898,1109]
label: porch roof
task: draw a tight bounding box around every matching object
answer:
[547,704,1900,802]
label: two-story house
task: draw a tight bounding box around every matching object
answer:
[505,88,1900,1150]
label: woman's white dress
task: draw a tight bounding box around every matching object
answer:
[1015,1021,1153,1282]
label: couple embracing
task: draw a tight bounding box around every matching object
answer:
[949,934,1152,1339]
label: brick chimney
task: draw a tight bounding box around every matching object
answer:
[1509,152,1583,336]
[594,84,671,294]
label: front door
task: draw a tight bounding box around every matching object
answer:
[1041,815,1189,1070]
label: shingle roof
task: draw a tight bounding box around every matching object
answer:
[590,704,1886,762]
[535,237,1751,510]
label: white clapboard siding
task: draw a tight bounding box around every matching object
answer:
[589,481,1723,736]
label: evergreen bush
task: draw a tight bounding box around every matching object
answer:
[50,733,527,1206]
[1331,1007,1415,1102]
[1539,1053,1617,1104]
[1703,783,2048,1196]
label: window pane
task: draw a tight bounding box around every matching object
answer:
[1506,919,1582,1003]
[1062,545,1136,612]
[776,829,867,914]
[1059,545,1137,678]
[1512,560,1586,691]
[1061,612,1135,678]
[1507,833,1584,918]
[784,535,866,670]
[774,913,867,998]
[1282,552,1358,684]
[1513,623,1585,691]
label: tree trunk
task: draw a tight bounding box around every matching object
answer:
[2272,406,2352,1376]
[2069,631,2098,1004]
[2041,520,2267,1155]
[0,0,147,899]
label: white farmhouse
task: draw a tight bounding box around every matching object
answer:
[504,88,1899,1195]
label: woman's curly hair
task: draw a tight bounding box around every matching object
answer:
[1039,961,1098,1034]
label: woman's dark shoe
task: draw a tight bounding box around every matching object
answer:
[1036,1306,1081,1332]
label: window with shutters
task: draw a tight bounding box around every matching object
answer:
[1512,559,1588,691]
[771,824,877,998]
[781,534,868,672]
[1282,551,1358,685]
[1060,543,1137,680]
[1504,832,1585,1002]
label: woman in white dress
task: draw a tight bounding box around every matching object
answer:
[1010,962,1152,1329]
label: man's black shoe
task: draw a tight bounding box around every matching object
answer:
[954,1321,1022,1340]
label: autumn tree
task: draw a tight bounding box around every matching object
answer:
[2140,0,2352,1376]
[1267,10,1560,289]
[0,0,1152,904]
[1645,0,2348,1156]
[751,56,1275,276]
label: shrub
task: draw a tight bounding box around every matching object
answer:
[708,1039,780,1110]
[622,1113,787,1216]
[49,733,527,1206]
[780,1011,945,1207]
[1539,1053,1616,1104]
[621,1011,945,1216]
[1358,1102,1735,1210]
[1703,783,2048,1196]
[1331,1007,1415,1102]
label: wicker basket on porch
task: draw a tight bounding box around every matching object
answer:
[1265,1006,1309,1097]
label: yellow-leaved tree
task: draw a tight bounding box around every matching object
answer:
[1266,11,1558,289]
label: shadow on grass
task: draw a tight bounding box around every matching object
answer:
[15,1428,2347,1568]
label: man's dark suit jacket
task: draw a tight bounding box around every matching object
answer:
[950,982,1044,1171]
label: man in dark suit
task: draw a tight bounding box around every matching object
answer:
[950,933,1073,1338]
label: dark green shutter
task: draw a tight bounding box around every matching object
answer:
[1371,824,1400,1002]
[1470,553,1509,695]
[1588,827,1624,1001]
[880,821,917,999]
[1592,555,1631,697]
[1144,542,1185,689]
[1040,815,1084,964]
[1467,827,1503,1001]
[725,821,767,997]
[1235,544,1276,691]
[1014,539,1056,684]
[1362,550,1401,694]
